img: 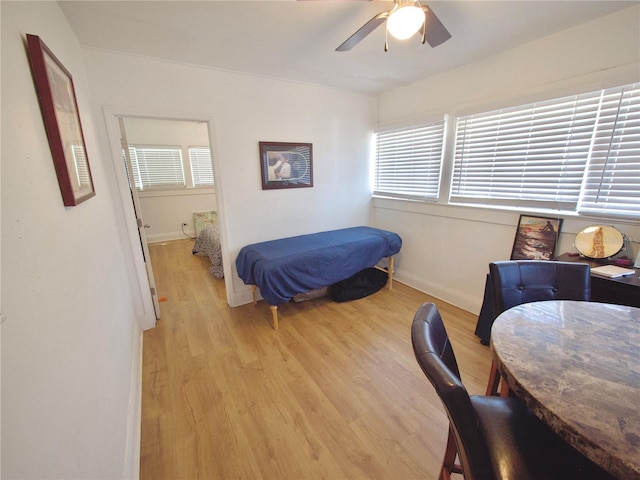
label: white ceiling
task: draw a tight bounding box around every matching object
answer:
[59,0,638,95]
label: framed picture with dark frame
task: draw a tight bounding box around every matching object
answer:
[510,214,563,261]
[26,34,95,206]
[259,141,313,190]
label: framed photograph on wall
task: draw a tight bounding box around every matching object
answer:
[510,214,563,261]
[259,142,313,190]
[26,34,95,206]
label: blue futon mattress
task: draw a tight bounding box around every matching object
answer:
[236,226,402,306]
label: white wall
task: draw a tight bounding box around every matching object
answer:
[375,6,640,315]
[123,117,217,242]
[1,2,145,478]
[82,50,378,307]
[139,189,216,242]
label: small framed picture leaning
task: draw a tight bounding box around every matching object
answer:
[26,34,95,206]
[510,214,563,261]
[259,142,313,190]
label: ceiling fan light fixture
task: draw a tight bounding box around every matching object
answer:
[387,5,425,40]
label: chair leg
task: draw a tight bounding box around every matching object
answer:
[439,427,461,480]
[485,360,501,396]
[485,360,510,397]
[499,377,510,397]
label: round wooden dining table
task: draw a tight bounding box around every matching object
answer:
[491,300,640,479]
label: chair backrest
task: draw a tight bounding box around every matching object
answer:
[489,260,591,317]
[411,303,495,480]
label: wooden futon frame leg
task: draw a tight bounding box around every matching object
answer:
[252,285,279,330]
[374,256,395,289]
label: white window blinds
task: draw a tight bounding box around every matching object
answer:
[451,83,640,218]
[579,84,640,218]
[374,121,445,201]
[189,147,214,187]
[452,92,601,210]
[128,146,185,190]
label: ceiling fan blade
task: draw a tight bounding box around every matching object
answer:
[422,5,451,47]
[336,11,389,52]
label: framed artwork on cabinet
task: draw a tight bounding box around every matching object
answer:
[510,214,563,261]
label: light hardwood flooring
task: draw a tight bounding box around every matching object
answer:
[141,238,492,479]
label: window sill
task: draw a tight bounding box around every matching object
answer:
[138,187,215,199]
[372,195,640,227]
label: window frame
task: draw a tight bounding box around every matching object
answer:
[126,144,215,192]
[188,145,215,188]
[373,120,446,202]
[372,82,640,221]
[451,91,603,211]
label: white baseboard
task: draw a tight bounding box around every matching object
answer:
[123,327,143,480]
[147,231,194,243]
[230,285,258,307]
[394,272,482,316]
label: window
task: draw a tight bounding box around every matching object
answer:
[189,146,214,187]
[125,145,214,191]
[452,91,601,210]
[450,83,639,218]
[373,82,638,220]
[373,121,445,201]
[579,84,640,218]
[127,145,184,190]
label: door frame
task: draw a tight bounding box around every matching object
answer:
[103,106,227,329]
[118,116,161,319]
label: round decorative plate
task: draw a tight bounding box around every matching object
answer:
[574,225,624,259]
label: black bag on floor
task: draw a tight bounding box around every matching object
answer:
[329,267,388,302]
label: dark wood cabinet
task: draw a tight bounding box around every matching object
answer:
[554,253,640,308]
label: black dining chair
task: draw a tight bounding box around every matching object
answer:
[411,302,613,480]
[486,260,591,396]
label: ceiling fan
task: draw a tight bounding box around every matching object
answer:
[335,0,451,52]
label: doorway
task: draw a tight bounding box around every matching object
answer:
[104,108,223,329]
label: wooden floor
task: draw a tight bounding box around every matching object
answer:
[141,238,492,479]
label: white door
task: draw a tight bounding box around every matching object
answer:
[118,117,161,319]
